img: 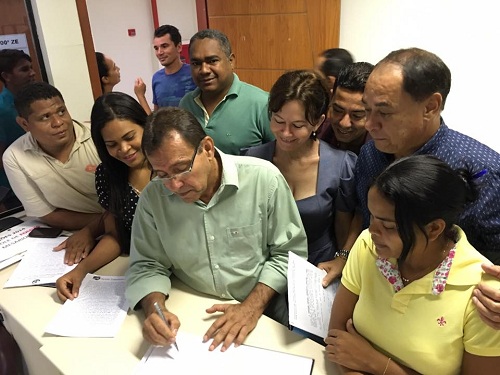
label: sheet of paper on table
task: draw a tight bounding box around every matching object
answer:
[134,331,314,375]
[287,251,340,338]
[45,274,129,337]
[0,218,40,269]
[3,236,76,288]
[0,252,24,271]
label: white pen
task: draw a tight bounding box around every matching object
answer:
[153,301,179,351]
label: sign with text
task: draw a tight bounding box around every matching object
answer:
[0,33,29,55]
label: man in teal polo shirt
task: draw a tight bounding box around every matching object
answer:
[179,29,274,155]
[0,49,35,188]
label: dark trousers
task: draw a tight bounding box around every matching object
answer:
[0,321,23,375]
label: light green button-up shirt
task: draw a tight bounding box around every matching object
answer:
[126,150,308,323]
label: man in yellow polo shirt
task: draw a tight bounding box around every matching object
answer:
[3,82,102,230]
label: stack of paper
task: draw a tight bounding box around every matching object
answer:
[3,236,75,288]
[0,219,39,270]
[45,274,129,337]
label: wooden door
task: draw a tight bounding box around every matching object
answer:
[204,0,341,91]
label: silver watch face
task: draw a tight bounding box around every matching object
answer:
[336,249,349,259]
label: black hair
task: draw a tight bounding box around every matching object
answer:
[14,82,63,119]
[142,107,206,156]
[95,52,108,93]
[333,62,374,93]
[154,25,182,45]
[268,70,329,132]
[371,155,477,261]
[319,48,354,78]
[377,48,451,109]
[0,49,32,84]
[90,92,148,253]
[189,29,232,58]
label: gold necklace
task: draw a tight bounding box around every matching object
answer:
[400,246,451,285]
[131,185,141,196]
[400,263,438,285]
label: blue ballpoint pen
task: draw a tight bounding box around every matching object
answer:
[153,301,179,351]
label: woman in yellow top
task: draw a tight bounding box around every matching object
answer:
[326,155,500,374]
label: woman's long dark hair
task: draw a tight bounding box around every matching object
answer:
[90,92,148,253]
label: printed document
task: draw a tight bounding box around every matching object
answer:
[134,331,314,374]
[3,237,75,288]
[45,274,129,337]
[288,251,340,338]
[0,219,39,269]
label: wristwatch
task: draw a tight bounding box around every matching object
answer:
[334,249,350,261]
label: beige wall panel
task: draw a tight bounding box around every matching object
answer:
[210,15,313,70]
[206,0,340,91]
[306,0,341,57]
[235,69,285,92]
[208,0,306,16]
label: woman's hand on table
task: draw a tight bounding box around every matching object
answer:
[55,267,87,302]
[53,227,96,265]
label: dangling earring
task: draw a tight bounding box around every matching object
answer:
[311,130,317,140]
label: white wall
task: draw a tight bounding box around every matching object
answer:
[28,0,197,118]
[86,0,198,109]
[339,0,500,152]
[30,0,94,122]
[156,0,198,44]
[86,0,155,106]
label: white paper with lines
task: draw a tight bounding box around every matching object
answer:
[3,236,75,288]
[288,251,339,338]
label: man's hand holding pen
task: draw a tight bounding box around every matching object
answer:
[153,301,180,351]
[142,297,181,348]
[140,284,273,352]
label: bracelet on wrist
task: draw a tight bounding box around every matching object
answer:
[382,357,391,375]
[334,249,350,261]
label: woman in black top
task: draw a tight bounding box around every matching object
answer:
[56,92,150,301]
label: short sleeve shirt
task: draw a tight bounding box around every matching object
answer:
[342,229,500,374]
[152,64,196,107]
[2,121,102,217]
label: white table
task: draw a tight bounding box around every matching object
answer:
[0,250,339,375]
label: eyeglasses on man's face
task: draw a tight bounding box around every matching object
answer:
[157,140,202,182]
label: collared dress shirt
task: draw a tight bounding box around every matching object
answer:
[355,120,500,263]
[341,228,500,374]
[126,150,308,325]
[3,120,102,217]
